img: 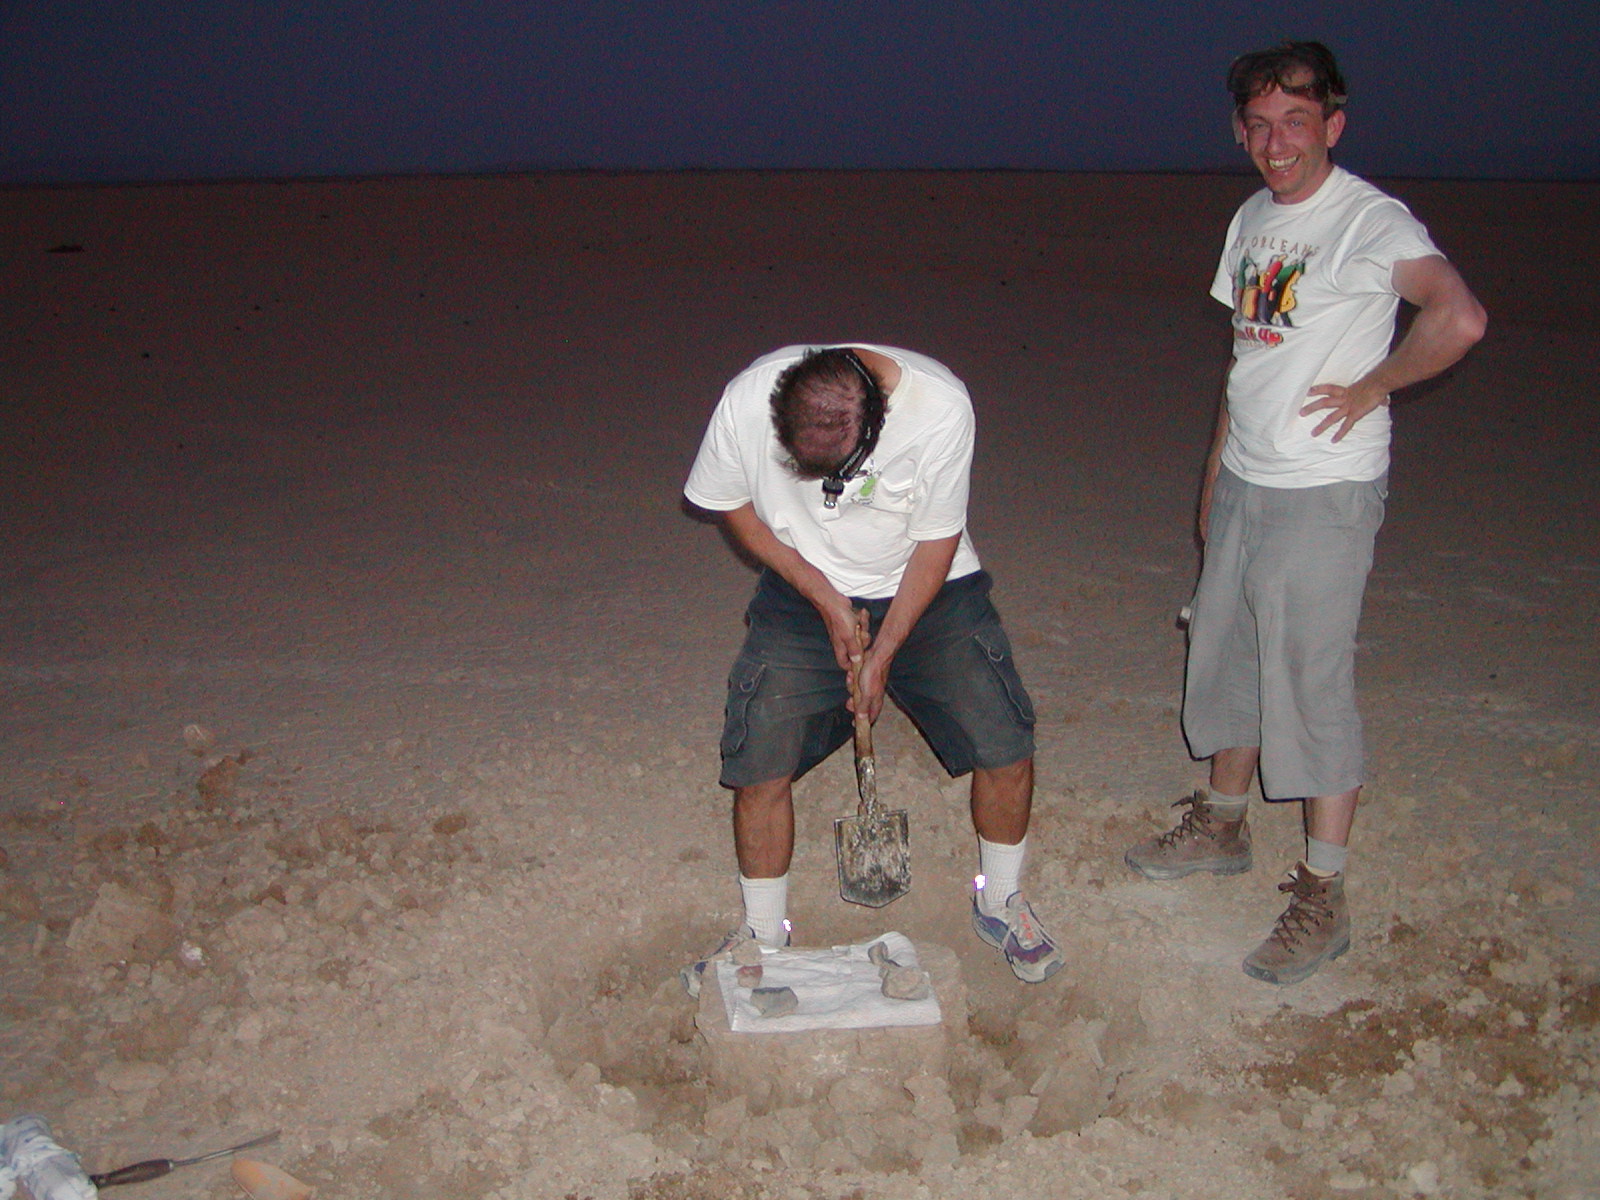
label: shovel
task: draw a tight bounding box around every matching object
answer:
[834,609,910,907]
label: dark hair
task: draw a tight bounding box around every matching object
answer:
[1227,41,1347,117]
[769,348,885,472]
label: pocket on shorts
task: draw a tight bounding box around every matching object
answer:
[972,627,1036,727]
[720,657,767,760]
[1365,477,1388,531]
[1317,479,1386,532]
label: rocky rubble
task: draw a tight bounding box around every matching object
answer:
[0,739,1592,1199]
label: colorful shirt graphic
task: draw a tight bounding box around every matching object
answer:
[1234,253,1306,329]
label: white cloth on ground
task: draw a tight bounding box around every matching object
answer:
[717,931,941,1033]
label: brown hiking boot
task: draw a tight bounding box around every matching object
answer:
[1124,790,1253,880]
[1242,864,1350,985]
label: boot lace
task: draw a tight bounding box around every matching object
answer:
[1264,869,1336,951]
[1155,790,1222,848]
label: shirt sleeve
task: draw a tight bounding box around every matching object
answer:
[1210,206,1247,308]
[905,401,974,541]
[1334,197,1442,296]
[683,389,752,511]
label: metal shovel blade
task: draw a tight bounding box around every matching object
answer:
[834,734,910,907]
[834,802,911,907]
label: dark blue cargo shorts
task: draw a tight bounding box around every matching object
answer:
[719,568,1035,788]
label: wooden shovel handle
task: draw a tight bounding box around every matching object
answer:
[849,608,874,757]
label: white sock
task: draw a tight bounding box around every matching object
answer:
[976,836,1027,916]
[739,873,789,945]
[1305,837,1348,877]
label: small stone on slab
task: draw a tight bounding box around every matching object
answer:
[750,986,798,1017]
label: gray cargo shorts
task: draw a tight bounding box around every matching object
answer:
[1182,467,1386,800]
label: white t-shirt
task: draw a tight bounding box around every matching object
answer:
[1210,166,1441,486]
[684,344,982,599]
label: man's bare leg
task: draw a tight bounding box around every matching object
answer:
[733,777,795,879]
[1209,745,1259,797]
[1211,746,1360,866]
[970,756,1032,845]
[1306,789,1358,850]
[730,777,795,947]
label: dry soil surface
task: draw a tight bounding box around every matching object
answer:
[1,171,1596,1199]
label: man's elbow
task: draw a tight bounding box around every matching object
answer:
[1456,295,1488,350]
[1430,290,1487,361]
[1408,258,1488,354]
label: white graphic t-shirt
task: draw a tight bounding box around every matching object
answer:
[1211,166,1441,486]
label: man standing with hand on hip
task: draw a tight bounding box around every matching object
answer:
[1126,42,1486,984]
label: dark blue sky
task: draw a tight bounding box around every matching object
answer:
[3,1,1596,185]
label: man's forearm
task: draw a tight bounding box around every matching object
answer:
[1304,256,1487,441]
[846,532,962,722]
[872,534,962,664]
[1355,287,1487,398]
[720,503,962,679]
[720,503,841,611]
[720,502,865,670]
